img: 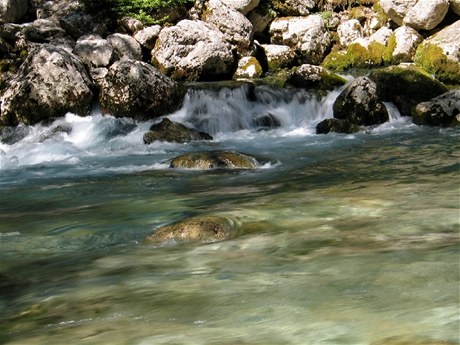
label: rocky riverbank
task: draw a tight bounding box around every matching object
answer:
[0,0,459,133]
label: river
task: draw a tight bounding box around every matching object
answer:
[0,84,459,345]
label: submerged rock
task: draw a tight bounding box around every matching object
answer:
[146,215,237,244]
[143,118,212,144]
[100,60,185,120]
[412,89,460,127]
[316,118,361,134]
[0,44,94,126]
[333,76,389,126]
[169,151,260,169]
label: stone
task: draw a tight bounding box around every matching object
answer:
[0,44,94,126]
[333,76,389,126]
[379,0,418,26]
[107,33,142,61]
[169,150,259,169]
[143,118,212,144]
[391,26,423,63]
[73,34,113,67]
[248,8,276,34]
[117,16,144,34]
[0,0,28,23]
[260,44,296,72]
[337,19,362,46]
[369,64,449,116]
[369,27,393,46]
[269,15,331,65]
[316,118,361,134]
[234,56,263,79]
[285,64,347,91]
[270,0,316,16]
[100,60,185,120]
[152,20,234,81]
[145,216,237,244]
[134,25,161,50]
[412,89,460,127]
[451,0,460,16]
[202,0,254,55]
[251,112,281,129]
[22,18,68,44]
[403,0,449,31]
[220,0,259,15]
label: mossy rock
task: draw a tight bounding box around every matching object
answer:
[143,118,212,144]
[169,150,260,169]
[369,64,449,116]
[322,41,393,72]
[415,42,460,86]
[285,64,347,90]
[145,216,237,244]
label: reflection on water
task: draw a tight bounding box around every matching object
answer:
[0,87,459,344]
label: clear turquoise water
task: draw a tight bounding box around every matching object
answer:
[0,85,459,345]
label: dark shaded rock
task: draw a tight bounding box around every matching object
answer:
[145,215,237,244]
[0,44,94,126]
[169,150,260,169]
[0,124,29,144]
[333,77,389,126]
[0,0,28,23]
[100,60,185,120]
[143,118,212,144]
[412,89,460,127]
[286,64,347,91]
[369,65,449,116]
[252,112,281,129]
[316,118,361,134]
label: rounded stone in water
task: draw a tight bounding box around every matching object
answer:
[146,216,237,244]
[169,150,259,169]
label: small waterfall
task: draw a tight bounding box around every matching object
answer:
[168,84,342,135]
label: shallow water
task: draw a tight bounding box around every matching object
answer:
[0,84,459,345]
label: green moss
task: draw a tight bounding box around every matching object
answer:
[415,43,460,85]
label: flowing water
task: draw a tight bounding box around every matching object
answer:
[0,84,459,345]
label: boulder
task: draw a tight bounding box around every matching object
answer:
[0,0,28,23]
[452,0,460,16]
[117,17,144,34]
[260,44,296,72]
[22,18,68,46]
[134,25,161,50]
[99,60,185,120]
[143,118,212,144]
[412,89,460,127]
[248,7,276,34]
[391,26,423,63]
[415,20,460,85]
[285,64,347,91]
[58,11,110,40]
[337,19,362,46]
[369,27,393,46]
[145,215,237,244]
[169,150,259,169]
[220,0,259,15]
[251,112,281,129]
[0,44,94,126]
[316,118,361,134]
[152,19,234,81]
[73,34,113,67]
[107,33,142,61]
[270,0,315,16]
[369,65,449,116]
[333,77,389,126]
[403,0,449,31]
[234,56,263,79]
[269,15,331,65]
[202,0,254,55]
[379,0,449,31]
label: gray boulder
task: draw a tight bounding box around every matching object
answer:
[260,44,296,72]
[391,26,423,63]
[0,0,27,23]
[269,15,331,65]
[202,0,254,55]
[270,0,315,16]
[100,60,185,120]
[234,56,263,79]
[134,25,161,50]
[107,33,142,61]
[316,118,361,134]
[146,215,237,244]
[452,0,460,16]
[152,20,234,81]
[220,0,259,15]
[73,34,113,67]
[1,44,94,125]
[333,77,389,126]
[169,150,260,169]
[412,90,460,127]
[143,118,212,144]
[286,64,347,91]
